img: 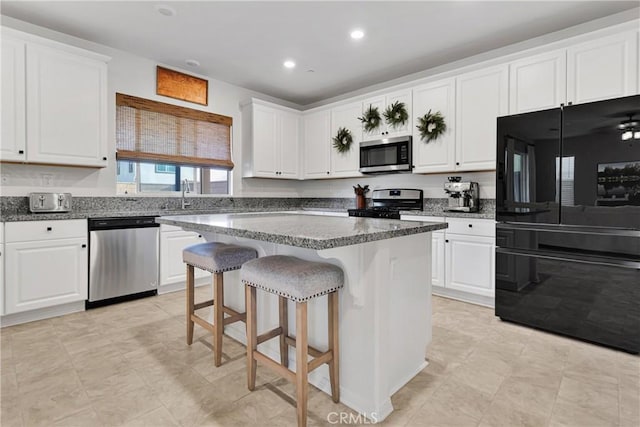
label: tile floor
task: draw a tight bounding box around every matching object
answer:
[1,290,638,426]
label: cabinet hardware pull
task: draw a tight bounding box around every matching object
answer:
[468,224,473,228]
[198,235,202,238]
[102,157,107,161]
[456,162,460,166]
[46,227,52,231]
[326,171,330,174]
[18,150,24,154]
[81,244,87,248]
[445,239,449,243]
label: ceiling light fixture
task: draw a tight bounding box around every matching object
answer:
[618,114,640,141]
[155,4,176,17]
[185,59,200,67]
[350,29,365,40]
[283,60,296,69]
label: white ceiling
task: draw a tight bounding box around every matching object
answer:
[1,1,638,106]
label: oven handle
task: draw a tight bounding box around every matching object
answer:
[496,247,640,270]
[497,222,640,237]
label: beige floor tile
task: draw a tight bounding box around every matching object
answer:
[405,398,479,427]
[91,386,164,426]
[556,375,619,421]
[20,388,92,427]
[16,367,82,400]
[450,362,508,396]
[478,400,548,427]
[549,398,619,427]
[122,406,180,427]
[492,377,558,418]
[52,408,103,427]
[428,378,493,421]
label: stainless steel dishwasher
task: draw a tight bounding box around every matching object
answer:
[88,216,159,308]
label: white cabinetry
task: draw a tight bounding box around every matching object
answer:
[159,224,208,293]
[362,89,412,140]
[402,215,495,306]
[455,65,508,172]
[4,220,88,314]
[509,50,567,114]
[412,78,456,173]
[1,35,26,162]
[242,99,301,179]
[1,28,109,168]
[303,110,332,179]
[567,31,638,105]
[330,102,363,177]
[0,224,4,316]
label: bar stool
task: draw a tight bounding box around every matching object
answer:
[240,255,344,427]
[183,242,257,366]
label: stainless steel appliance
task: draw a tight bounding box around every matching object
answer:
[88,217,159,308]
[359,136,412,173]
[29,192,72,213]
[444,177,479,212]
[496,94,640,353]
[348,188,423,219]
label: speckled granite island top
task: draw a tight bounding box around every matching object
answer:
[156,212,447,250]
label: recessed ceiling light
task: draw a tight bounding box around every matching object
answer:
[350,29,365,40]
[185,59,200,67]
[155,4,176,17]
[283,60,296,69]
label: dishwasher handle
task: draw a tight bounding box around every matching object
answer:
[88,217,159,230]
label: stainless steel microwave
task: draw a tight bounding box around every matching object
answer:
[359,136,412,173]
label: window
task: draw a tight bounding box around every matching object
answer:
[556,156,575,205]
[154,164,176,174]
[115,93,232,194]
[116,161,229,195]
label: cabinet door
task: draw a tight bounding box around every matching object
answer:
[330,102,363,177]
[5,237,88,314]
[251,104,279,177]
[361,96,386,141]
[278,110,300,179]
[160,231,208,287]
[0,225,4,316]
[412,78,456,173]
[303,111,331,179]
[385,89,412,138]
[567,31,638,104]
[445,234,495,297]
[509,49,567,114]
[431,231,446,288]
[455,65,508,171]
[1,36,26,162]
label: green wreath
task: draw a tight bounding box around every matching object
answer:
[416,110,447,142]
[332,127,353,153]
[358,104,382,133]
[383,101,408,128]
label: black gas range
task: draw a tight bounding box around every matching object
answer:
[348,189,423,219]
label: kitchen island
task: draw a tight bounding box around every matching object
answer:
[156,212,447,421]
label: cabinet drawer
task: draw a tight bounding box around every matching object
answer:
[446,218,495,237]
[5,219,87,243]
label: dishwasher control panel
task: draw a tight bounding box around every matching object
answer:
[29,192,72,213]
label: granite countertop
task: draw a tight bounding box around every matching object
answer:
[156,212,448,250]
[400,210,495,220]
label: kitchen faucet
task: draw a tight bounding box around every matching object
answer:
[181,179,192,209]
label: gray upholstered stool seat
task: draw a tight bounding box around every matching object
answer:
[182,242,257,273]
[240,255,344,302]
[182,242,257,367]
[241,255,343,427]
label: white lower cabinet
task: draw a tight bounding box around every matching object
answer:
[402,216,495,305]
[0,224,4,316]
[159,225,208,291]
[4,220,88,314]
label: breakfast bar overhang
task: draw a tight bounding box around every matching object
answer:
[156,212,447,421]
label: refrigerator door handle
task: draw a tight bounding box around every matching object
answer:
[496,247,640,270]
[498,222,640,237]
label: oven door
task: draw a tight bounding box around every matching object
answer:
[496,224,640,353]
[359,136,412,173]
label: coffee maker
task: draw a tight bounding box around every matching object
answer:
[444,177,479,212]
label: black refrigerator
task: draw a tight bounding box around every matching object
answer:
[495,95,640,354]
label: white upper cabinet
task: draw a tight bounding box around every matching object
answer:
[303,110,332,179]
[242,100,301,179]
[362,89,412,140]
[455,64,508,171]
[412,78,456,173]
[330,101,363,177]
[1,35,26,162]
[1,28,109,168]
[509,49,567,114]
[567,31,638,104]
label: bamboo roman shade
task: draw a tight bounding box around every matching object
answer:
[116,93,233,169]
